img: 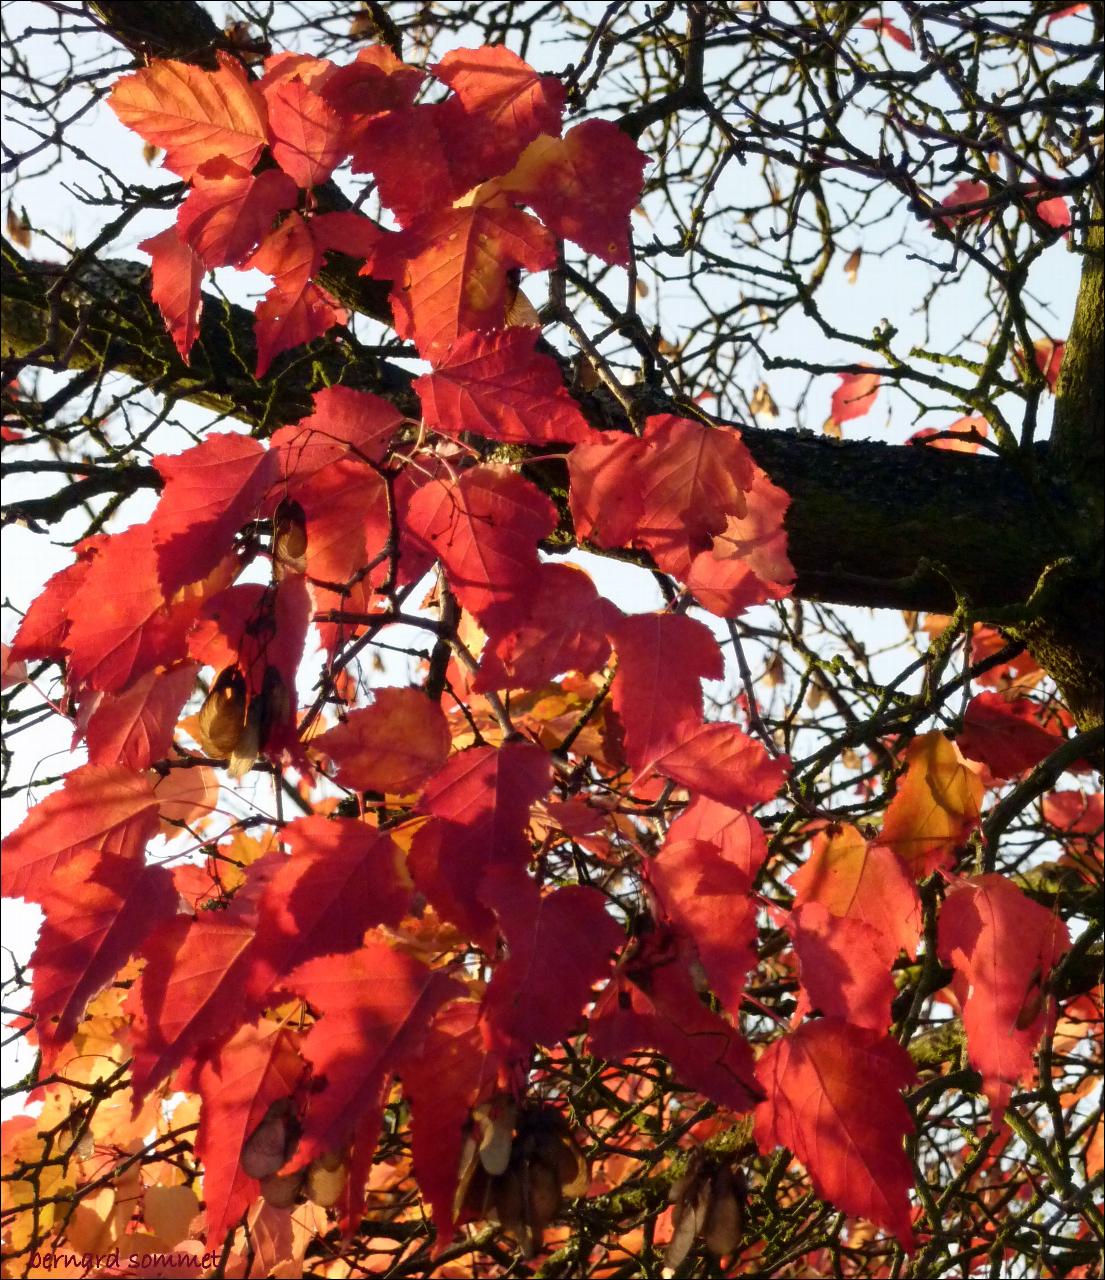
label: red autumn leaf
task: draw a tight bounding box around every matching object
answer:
[500,119,649,265]
[647,830,762,1020]
[567,432,648,549]
[1042,790,1103,863]
[473,562,617,692]
[176,158,298,269]
[789,825,921,963]
[685,462,795,617]
[245,817,410,1005]
[414,327,593,445]
[190,1019,306,1247]
[859,17,914,49]
[788,902,898,1030]
[957,691,1070,780]
[27,851,179,1071]
[266,78,344,188]
[590,928,762,1114]
[938,873,1071,1123]
[1,644,27,690]
[631,415,757,577]
[245,213,348,375]
[934,180,993,227]
[140,225,204,361]
[257,51,335,98]
[351,102,461,227]
[270,385,401,483]
[403,999,498,1247]
[432,46,565,185]
[1,764,159,903]
[8,537,103,663]
[127,909,258,1101]
[83,661,199,770]
[151,433,279,594]
[402,466,558,619]
[907,414,989,453]
[1047,2,1088,24]
[880,731,984,875]
[108,52,269,180]
[384,201,555,358]
[609,612,723,769]
[315,688,451,793]
[646,722,790,810]
[754,1018,917,1247]
[411,742,552,949]
[286,938,461,1164]
[63,526,225,692]
[319,46,423,137]
[1031,338,1065,391]
[480,873,622,1058]
[829,368,880,425]
[1033,193,1071,230]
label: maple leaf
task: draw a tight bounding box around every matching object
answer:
[646,722,790,810]
[880,731,983,875]
[176,158,298,269]
[631,415,758,577]
[414,328,593,445]
[402,466,558,619]
[245,817,411,1006]
[151,433,278,594]
[139,225,204,361]
[567,432,648,549]
[473,562,617,692]
[609,612,723,770]
[590,929,762,1114]
[83,661,199,770]
[245,213,348,375]
[907,414,989,453]
[788,903,898,1030]
[789,825,921,963]
[859,17,914,49]
[938,873,1071,1123]
[934,179,993,227]
[350,103,461,227]
[108,52,269,180]
[1032,193,1071,231]
[316,688,451,793]
[270,385,402,482]
[8,536,103,664]
[59,531,180,692]
[411,742,552,948]
[754,1019,917,1247]
[431,46,565,186]
[285,938,461,1165]
[318,46,423,136]
[481,872,622,1059]
[191,1020,305,1247]
[382,201,555,358]
[1031,338,1065,391]
[957,692,1072,780]
[266,78,344,188]
[404,999,498,1247]
[685,463,794,616]
[2,764,160,903]
[127,910,258,1101]
[829,369,880,426]
[499,120,649,265]
[27,852,179,1072]
[647,830,762,1020]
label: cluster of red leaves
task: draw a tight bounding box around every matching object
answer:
[114,44,646,377]
[3,36,1096,1275]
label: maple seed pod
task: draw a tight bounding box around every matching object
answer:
[305,1151,348,1208]
[491,1167,527,1248]
[273,498,307,577]
[241,1098,301,1179]
[522,1157,563,1255]
[474,1098,517,1176]
[703,1164,744,1258]
[259,1168,305,1209]
[197,666,248,760]
[227,697,263,781]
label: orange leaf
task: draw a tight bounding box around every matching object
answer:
[109,52,269,180]
[316,688,452,793]
[880,731,983,874]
